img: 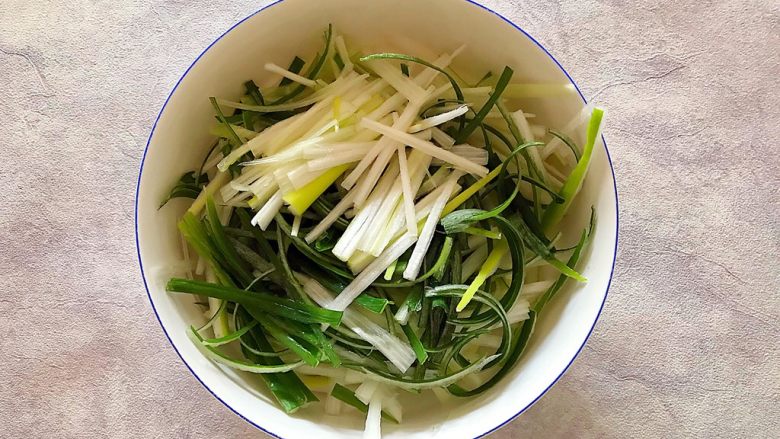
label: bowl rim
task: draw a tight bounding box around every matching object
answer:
[134,0,619,437]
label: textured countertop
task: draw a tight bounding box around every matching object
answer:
[1,0,778,437]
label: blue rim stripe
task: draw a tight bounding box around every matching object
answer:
[134,1,619,438]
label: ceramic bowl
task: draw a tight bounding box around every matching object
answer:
[135,0,618,437]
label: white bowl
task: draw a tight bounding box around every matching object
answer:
[135,0,618,437]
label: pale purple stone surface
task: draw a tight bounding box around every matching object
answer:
[0,0,777,437]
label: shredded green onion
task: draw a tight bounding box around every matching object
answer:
[159,25,603,430]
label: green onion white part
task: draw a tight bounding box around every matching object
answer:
[299,274,416,372]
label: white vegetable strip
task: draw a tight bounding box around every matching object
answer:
[301,92,364,140]
[227,180,253,194]
[221,166,264,201]
[414,129,433,141]
[231,164,266,185]
[531,124,547,139]
[286,165,326,190]
[408,105,469,133]
[544,160,567,184]
[291,215,302,237]
[363,91,406,124]
[349,181,461,274]
[467,234,487,250]
[362,151,431,256]
[512,109,549,183]
[352,147,396,207]
[393,303,410,325]
[364,392,382,439]
[365,59,427,103]
[365,207,406,258]
[303,141,377,158]
[360,118,488,176]
[324,394,342,415]
[241,136,322,167]
[265,76,368,155]
[304,117,342,137]
[298,274,416,372]
[431,127,456,149]
[403,171,462,280]
[482,298,531,332]
[318,124,369,144]
[359,150,428,251]
[334,35,353,71]
[271,161,303,195]
[247,182,277,211]
[507,299,531,324]
[431,144,489,166]
[424,82,455,107]
[397,146,418,236]
[519,279,555,296]
[203,151,224,173]
[250,190,283,230]
[352,93,429,206]
[217,112,303,171]
[328,233,417,312]
[222,194,251,208]
[382,393,403,423]
[246,173,275,195]
[306,149,367,171]
[188,171,230,216]
[304,189,357,243]
[215,73,357,114]
[355,381,379,405]
[420,102,464,116]
[265,62,318,87]
[344,78,389,111]
[418,166,449,195]
[345,369,367,385]
[368,181,463,263]
[415,182,462,221]
[332,160,399,261]
[331,192,383,261]
[341,53,453,190]
[223,74,362,166]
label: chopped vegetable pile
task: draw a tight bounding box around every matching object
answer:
[160,25,604,438]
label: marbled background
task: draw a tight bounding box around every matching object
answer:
[0,0,777,437]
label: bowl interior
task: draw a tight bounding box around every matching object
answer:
[136,0,617,437]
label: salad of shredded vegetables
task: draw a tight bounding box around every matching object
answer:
[161,25,604,437]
